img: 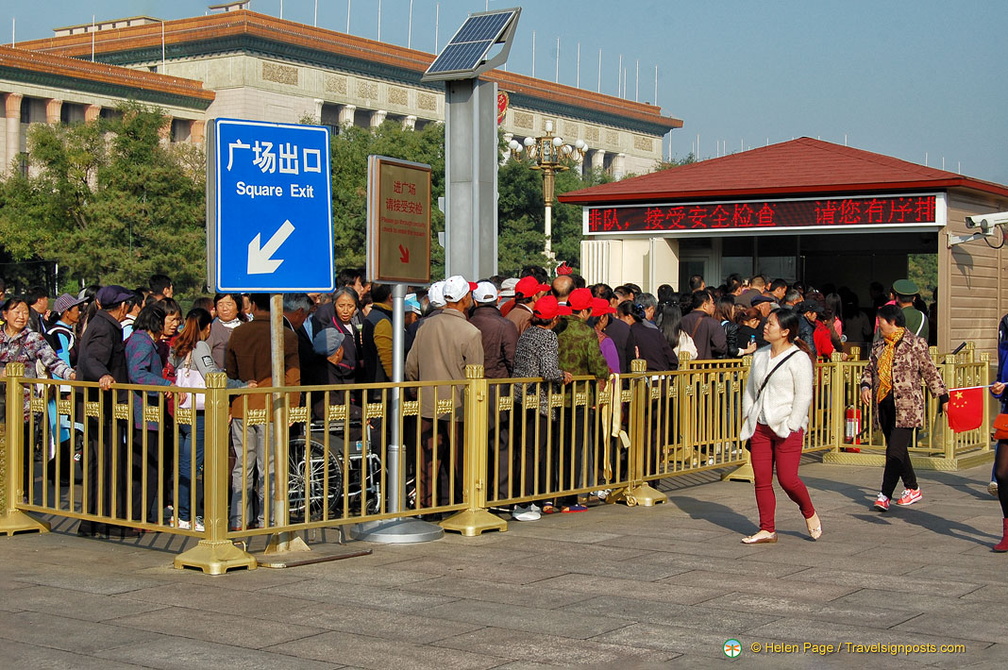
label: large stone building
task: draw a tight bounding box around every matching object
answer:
[3,5,681,178]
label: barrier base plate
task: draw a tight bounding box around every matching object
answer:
[173,539,258,575]
[440,509,508,537]
[0,510,50,536]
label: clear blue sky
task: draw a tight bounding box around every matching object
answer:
[5,0,1007,184]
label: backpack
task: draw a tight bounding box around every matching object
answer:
[45,323,78,368]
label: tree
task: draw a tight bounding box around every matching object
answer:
[0,102,206,294]
[326,121,446,277]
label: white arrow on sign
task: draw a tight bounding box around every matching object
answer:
[247,219,295,275]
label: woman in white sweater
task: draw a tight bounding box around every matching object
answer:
[739,308,821,544]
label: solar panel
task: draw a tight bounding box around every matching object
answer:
[424,8,520,80]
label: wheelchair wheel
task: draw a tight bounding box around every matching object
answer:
[288,438,344,522]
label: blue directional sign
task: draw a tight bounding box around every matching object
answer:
[208,118,334,292]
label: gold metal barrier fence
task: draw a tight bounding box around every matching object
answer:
[0,346,993,572]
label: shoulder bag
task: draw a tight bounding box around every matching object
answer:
[176,352,206,411]
[745,349,801,450]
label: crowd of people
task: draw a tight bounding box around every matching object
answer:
[3,266,1004,551]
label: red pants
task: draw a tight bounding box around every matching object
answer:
[750,423,816,533]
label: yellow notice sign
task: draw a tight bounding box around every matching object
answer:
[366,156,432,285]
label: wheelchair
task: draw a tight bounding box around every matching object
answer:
[287,418,383,522]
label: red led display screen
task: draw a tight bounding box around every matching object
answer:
[585,195,937,234]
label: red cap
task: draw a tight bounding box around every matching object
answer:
[568,288,594,312]
[515,275,551,298]
[532,295,571,320]
[591,297,616,316]
[556,261,573,275]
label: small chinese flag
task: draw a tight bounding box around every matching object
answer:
[946,387,984,433]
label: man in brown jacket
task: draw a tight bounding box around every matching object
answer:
[225,293,300,530]
[405,275,484,508]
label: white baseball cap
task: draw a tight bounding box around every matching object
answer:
[472,281,499,303]
[442,275,477,303]
[428,280,447,308]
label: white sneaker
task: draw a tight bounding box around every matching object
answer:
[989,481,999,497]
[512,505,542,521]
[176,517,205,532]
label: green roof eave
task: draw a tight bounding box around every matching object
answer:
[93,34,444,92]
[0,64,212,111]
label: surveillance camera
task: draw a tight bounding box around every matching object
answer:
[965,211,1008,230]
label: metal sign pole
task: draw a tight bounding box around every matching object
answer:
[265,293,309,555]
[387,283,405,513]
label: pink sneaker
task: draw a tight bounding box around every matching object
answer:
[895,488,922,506]
[873,493,890,512]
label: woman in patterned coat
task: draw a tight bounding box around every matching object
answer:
[860,304,948,512]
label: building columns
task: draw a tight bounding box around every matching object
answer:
[403,115,417,131]
[190,119,205,144]
[46,98,63,125]
[590,148,606,172]
[5,93,23,175]
[84,104,101,123]
[370,110,387,127]
[338,104,356,127]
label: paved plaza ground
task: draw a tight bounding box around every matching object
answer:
[1,457,1006,668]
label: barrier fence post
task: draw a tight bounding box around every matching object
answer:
[174,372,256,573]
[830,355,846,453]
[441,365,508,536]
[724,356,754,482]
[938,352,957,461]
[616,359,666,506]
[0,363,49,535]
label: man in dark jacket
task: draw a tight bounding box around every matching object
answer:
[469,281,520,499]
[76,285,133,537]
[468,282,518,379]
[679,289,728,360]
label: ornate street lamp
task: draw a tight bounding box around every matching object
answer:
[508,120,588,262]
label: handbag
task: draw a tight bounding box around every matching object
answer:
[994,413,1008,441]
[176,353,206,411]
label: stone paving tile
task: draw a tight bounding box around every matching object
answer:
[893,603,1008,644]
[700,591,915,628]
[0,609,165,656]
[112,605,328,650]
[657,568,859,603]
[0,637,147,669]
[398,575,596,610]
[589,621,768,659]
[261,578,461,614]
[434,625,677,666]
[124,582,334,623]
[532,572,723,606]
[788,567,982,598]
[830,587,971,614]
[637,551,812,579]
[99,634,338,670]
[290,561,443,588]
[285,603,487,644]
[484,536,651,563]
[267,629,503,670]
[4,584,169,623]
[379,556,571,587]
[574,594,781,632]
[10,563,168,595]
[744,617,978,651]
[422,598,628,640]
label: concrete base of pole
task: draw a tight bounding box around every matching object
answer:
[348,517,444,544]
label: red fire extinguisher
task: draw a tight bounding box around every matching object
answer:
[844,405,861,452]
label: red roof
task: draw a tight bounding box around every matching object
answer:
[560,137,1008,204]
